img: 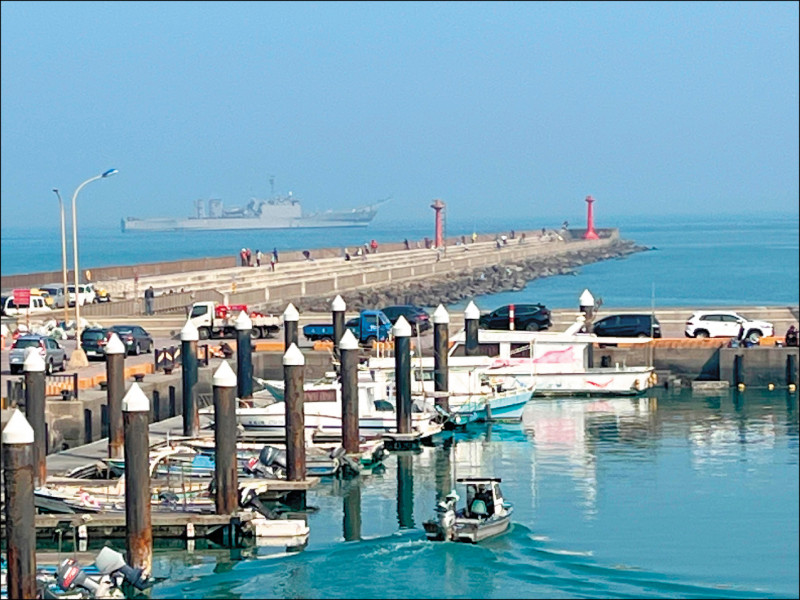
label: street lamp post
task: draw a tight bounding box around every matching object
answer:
[68,168,119,369]
[52,189,70,327]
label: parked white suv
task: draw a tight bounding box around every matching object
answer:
[685,311,774,343]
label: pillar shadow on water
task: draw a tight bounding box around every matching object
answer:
[434,439,453,503]
[396,453,414,530]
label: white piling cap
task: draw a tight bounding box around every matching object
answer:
[283,343,305,366]
[464,301,480,320]
[393,315,412,337]
[282,303,299,322]
[2,409,34,444]
[579,289,594,306]
[331,295,346,312]
[339,328,359,350]
[180,319,199,341]
[122,383,150,412]
[433,304,450,324]
[105,332,126,355]
[213,360,237,387]
[23,347,45,372]
[235,310,253,330]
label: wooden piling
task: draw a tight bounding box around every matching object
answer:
[23,348,47,487]
[283,302,299,349]
[235,311,254,400]
[122,383,153,576]
[2,410,37,600]
[181,320,200,437]
[284,343,306,482]
[433,304,450,412]
[332,294,346,359]
[105,333,126,459]
[734,354,745,387]
[464,300,480,357]
[213,361,239,515]
[340,329,360,454]
[393,316,412,434]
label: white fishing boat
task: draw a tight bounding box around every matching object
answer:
[365,356,533,426]
[446,317,656,396]
[234,372,444,439]
[424,477,513,543]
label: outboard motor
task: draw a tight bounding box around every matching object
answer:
[329,446,361,478]
[433,492,459,540]
[239,485,280,520]
[94,547,148,591]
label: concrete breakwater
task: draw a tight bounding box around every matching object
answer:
[291,238,648,312]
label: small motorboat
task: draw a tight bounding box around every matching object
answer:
[423,477,513,543]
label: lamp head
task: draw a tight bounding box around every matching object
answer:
[102,168,119,178]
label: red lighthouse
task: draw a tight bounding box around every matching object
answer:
[583,195,599,240]
[431,199,445,248]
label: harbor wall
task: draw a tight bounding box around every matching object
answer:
[1,227,600,292]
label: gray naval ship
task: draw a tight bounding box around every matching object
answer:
[122,193,389,232]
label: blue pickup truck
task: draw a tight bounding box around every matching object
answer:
[302,309,393,345]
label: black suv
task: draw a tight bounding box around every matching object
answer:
[592,314,661,338]
[478,303,551,331]
[380,305,431,335]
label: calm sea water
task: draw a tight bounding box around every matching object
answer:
[142,389,798,599]
[2,212,798,309]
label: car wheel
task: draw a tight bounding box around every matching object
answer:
[250,328,262,340]
[694,330,709,339]
[147,341,153,353]
[747,330,762,343]
[46,359,53,375]
[637,333,649,338]
[364,336,377,347]
[199,327,210,340]
[134,343,141,356]
[525,322,540,332]
[60,358,67,372]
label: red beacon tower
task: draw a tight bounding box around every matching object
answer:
[583,195,599,240]
[431,199,446,248]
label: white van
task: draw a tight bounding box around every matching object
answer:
[66,283,97,306]
[1,294,53,317]
[39,284,68,309]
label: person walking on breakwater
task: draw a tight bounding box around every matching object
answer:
[255,249,263,267]
[370,239,378,253]
[239,248,248,266]
[272,247,279,264]
[270,253,276,271]
[144,286,155,315]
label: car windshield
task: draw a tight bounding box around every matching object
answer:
[13,339,42,349]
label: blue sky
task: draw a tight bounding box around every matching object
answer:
[1,1,798,230]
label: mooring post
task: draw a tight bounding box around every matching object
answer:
[396,452,414,529]
[2,410,37,600]
[787,353,797,389]
[181,319,200,437]
[213,361,238,515]
[393,316,412,434]
[122,383,153,576]
[235,311,253,400]
[283,302,299,349]
[332,294,346,361]
[284,343,306,482]
[464,300,480,357]
[342,482,362,542]
[734,354,745,388]
[340,329,360,454]
[433,304,450,412]
[105,333,126,459]
[23,348,47,487]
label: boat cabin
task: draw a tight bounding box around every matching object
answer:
[458,477,506,519]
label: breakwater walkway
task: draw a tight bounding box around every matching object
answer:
[40,228,639,317]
